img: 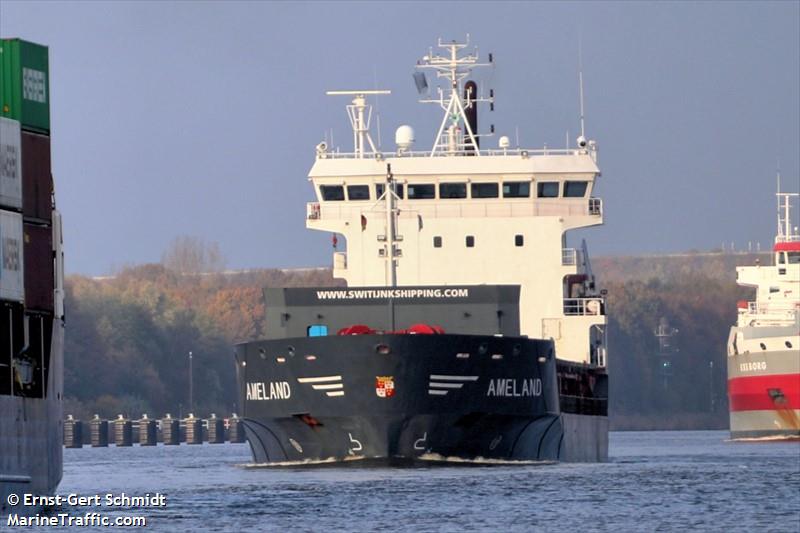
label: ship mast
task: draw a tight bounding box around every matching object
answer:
[325,90,391,158]
[416,36,493,156]
[384,163,399,286]
[775,171,799,242]
[776,191,799,243]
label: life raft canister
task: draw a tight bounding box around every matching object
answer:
[336,324,445,335]
[337,324,375,335]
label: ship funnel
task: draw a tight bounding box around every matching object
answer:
[464,80,479,152]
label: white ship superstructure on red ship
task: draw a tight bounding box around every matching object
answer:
[727,190,800,439]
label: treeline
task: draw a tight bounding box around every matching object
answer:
[598,252,760,429]
[64,248,760,429]
[64,259,339,419]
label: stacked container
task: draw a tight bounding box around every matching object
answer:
[0,38,54,397]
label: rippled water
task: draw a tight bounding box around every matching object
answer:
[31,431,800,531]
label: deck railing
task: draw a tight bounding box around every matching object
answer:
[307,198,603,221]
[563,297,606,316]
[739,301,798,326]
[316,147,595,160]
[589,197,602,216]
[562,248,577,266]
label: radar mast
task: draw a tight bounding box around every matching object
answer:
[416,36,493,156]
[325,90,391,158]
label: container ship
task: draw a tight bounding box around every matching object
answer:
[0,38,65,511]
[727,189,799,439]
[235,38,608,463]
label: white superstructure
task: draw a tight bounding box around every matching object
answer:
[306,38,606,366]
[729,190,800,349]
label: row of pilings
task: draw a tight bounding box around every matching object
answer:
[63,413,246,447]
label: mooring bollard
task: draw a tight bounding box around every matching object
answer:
[90,414,109,447]
[207,413,225,444]
[64,415,83,448]
[228,413,246,443]
[139,414,157,446]
[185,413,203,445]
[161,414,180,445]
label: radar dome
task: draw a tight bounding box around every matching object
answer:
[395,125,415,151]
[498,135,510,149]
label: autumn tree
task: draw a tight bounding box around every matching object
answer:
[161,236,226,274]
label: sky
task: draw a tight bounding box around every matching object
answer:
[2,1,798,275]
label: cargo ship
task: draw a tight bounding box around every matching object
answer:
[0,39,65,512]
[727,188,799,439]
[235,38,608,463]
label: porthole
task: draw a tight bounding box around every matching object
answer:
[759,343,767,350]
[786,341,793,349]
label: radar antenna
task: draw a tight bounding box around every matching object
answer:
[416,36,493,156]
[326,90,391,158]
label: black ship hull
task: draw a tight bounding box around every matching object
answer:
[236,334,607,464]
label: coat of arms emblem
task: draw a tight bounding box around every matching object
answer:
[375,376,395,398]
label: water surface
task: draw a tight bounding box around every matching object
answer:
[39,431,800,531]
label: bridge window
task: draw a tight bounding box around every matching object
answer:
[466,235,475,247]
[440,183,467,199]
[376,183,405,199]
[564,181,588,198]
[408,184,435,200]
[433,236,442,248]
[788,252,800,264]
[347,185,370,201]
[537,182,559,198]
[320,185,345,201]
[503,181,530,198]
[515,235,524,247]
[471,183,499,198]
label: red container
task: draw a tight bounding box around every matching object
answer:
[23,222,54,311]
[21,130,52,222]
